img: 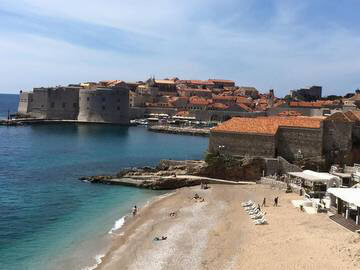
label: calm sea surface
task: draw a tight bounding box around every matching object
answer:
[0,94,209,270]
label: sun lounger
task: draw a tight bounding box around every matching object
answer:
[250,213,264,219]
[253,217,267,225]
[245,205,257,211]
[247,209,260,215]
[242,200,253,207]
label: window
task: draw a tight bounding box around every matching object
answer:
[87,97,90,101]
[117,99,120,102]
[102,106,106,110]
[117,106,120,111]
[102,97,106,102]
[50,102,55,108]
[62,102,66,108]
[73,103,77,108]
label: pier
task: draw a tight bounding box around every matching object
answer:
[148,125,210,136]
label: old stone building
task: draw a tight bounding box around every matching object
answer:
[18,86,81,119]
[209,113,352,162]
[78,87,129,123]
[18,84,129,124]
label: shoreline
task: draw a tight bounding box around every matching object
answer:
[95,184,360,270]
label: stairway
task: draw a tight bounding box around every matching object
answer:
[329,214,360,232]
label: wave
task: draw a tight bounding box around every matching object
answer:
[82,254,105,270]
[108,216,126,235]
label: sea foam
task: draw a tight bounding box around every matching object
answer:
[108,216,126,234]
[82,254,105,270]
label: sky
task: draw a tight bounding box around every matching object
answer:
[1,0,360,97]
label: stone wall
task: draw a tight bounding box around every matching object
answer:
[29,87,80,120]
[276,127,323,161]
[266,106,324,117]
[209,131,276,157]
[78,87,129,124]
[18,92,33,115]
[263,157,302,176]
[193,110,265,122]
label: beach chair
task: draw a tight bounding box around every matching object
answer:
[247,209,259,215]
[245,205,257,211]
[250,212,264,219]
[253,217,267,225]
[241,200,253,207]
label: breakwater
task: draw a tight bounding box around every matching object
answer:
[148,125,210,136]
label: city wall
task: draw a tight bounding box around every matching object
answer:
[276,127,323,161]
[209,131,276,157]
[78,88,129,124]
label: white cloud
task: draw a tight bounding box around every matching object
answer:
[1,0,360,95]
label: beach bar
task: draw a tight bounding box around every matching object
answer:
[328,188,360,228]
[287,170,340,198]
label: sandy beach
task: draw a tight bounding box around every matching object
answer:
[98,184,360,270]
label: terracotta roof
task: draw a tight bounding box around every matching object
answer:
[189,96,211,105]
[213,95,237,101]
[211,103,229,110]
[209,79,235,83]
[179,88,212,93]
[176,110,190,116]
[211,116,324,135]
[278,110,303,116]
[236,103,253,112]
[236,96,252,105]
[177,80,214,85]
[289,101,335,108]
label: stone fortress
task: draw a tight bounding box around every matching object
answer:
[18,81,129,124]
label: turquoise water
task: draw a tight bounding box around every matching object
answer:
[0,94,209,270]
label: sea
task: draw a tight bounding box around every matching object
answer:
[0,94,209,270]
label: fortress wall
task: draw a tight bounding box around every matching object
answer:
[45,87,80,120]
[209,131,276,157]
[29,88,50,118]
[276,127,323,162]
[323,120,352,154]
[78,87,129,124]
[18,92,33,115]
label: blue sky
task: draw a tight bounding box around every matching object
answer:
[1,0,360,96]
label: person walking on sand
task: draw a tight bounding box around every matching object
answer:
[132,205,137,216]
[273,197,278,207]
[262,197,266,207]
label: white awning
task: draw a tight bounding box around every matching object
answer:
[287,170,339,182]
[327,188,360,207]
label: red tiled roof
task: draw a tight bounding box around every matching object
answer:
[289,101,335,108]
[208,79,235,83]
[211,116,324,135]
[176,110,190,116]
[213,95,237,101]
[278,110,303,116]
[179,88,212,93]
[236,103,253,112]
[211,103,229,110]
[189,96,211,105]
[236,96,252,105]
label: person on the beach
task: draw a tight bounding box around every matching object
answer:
[257,204,261,211]
[273,197,278,207]
[132,205,137,216]
[262,197,266,207]
[193,193,200,200]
